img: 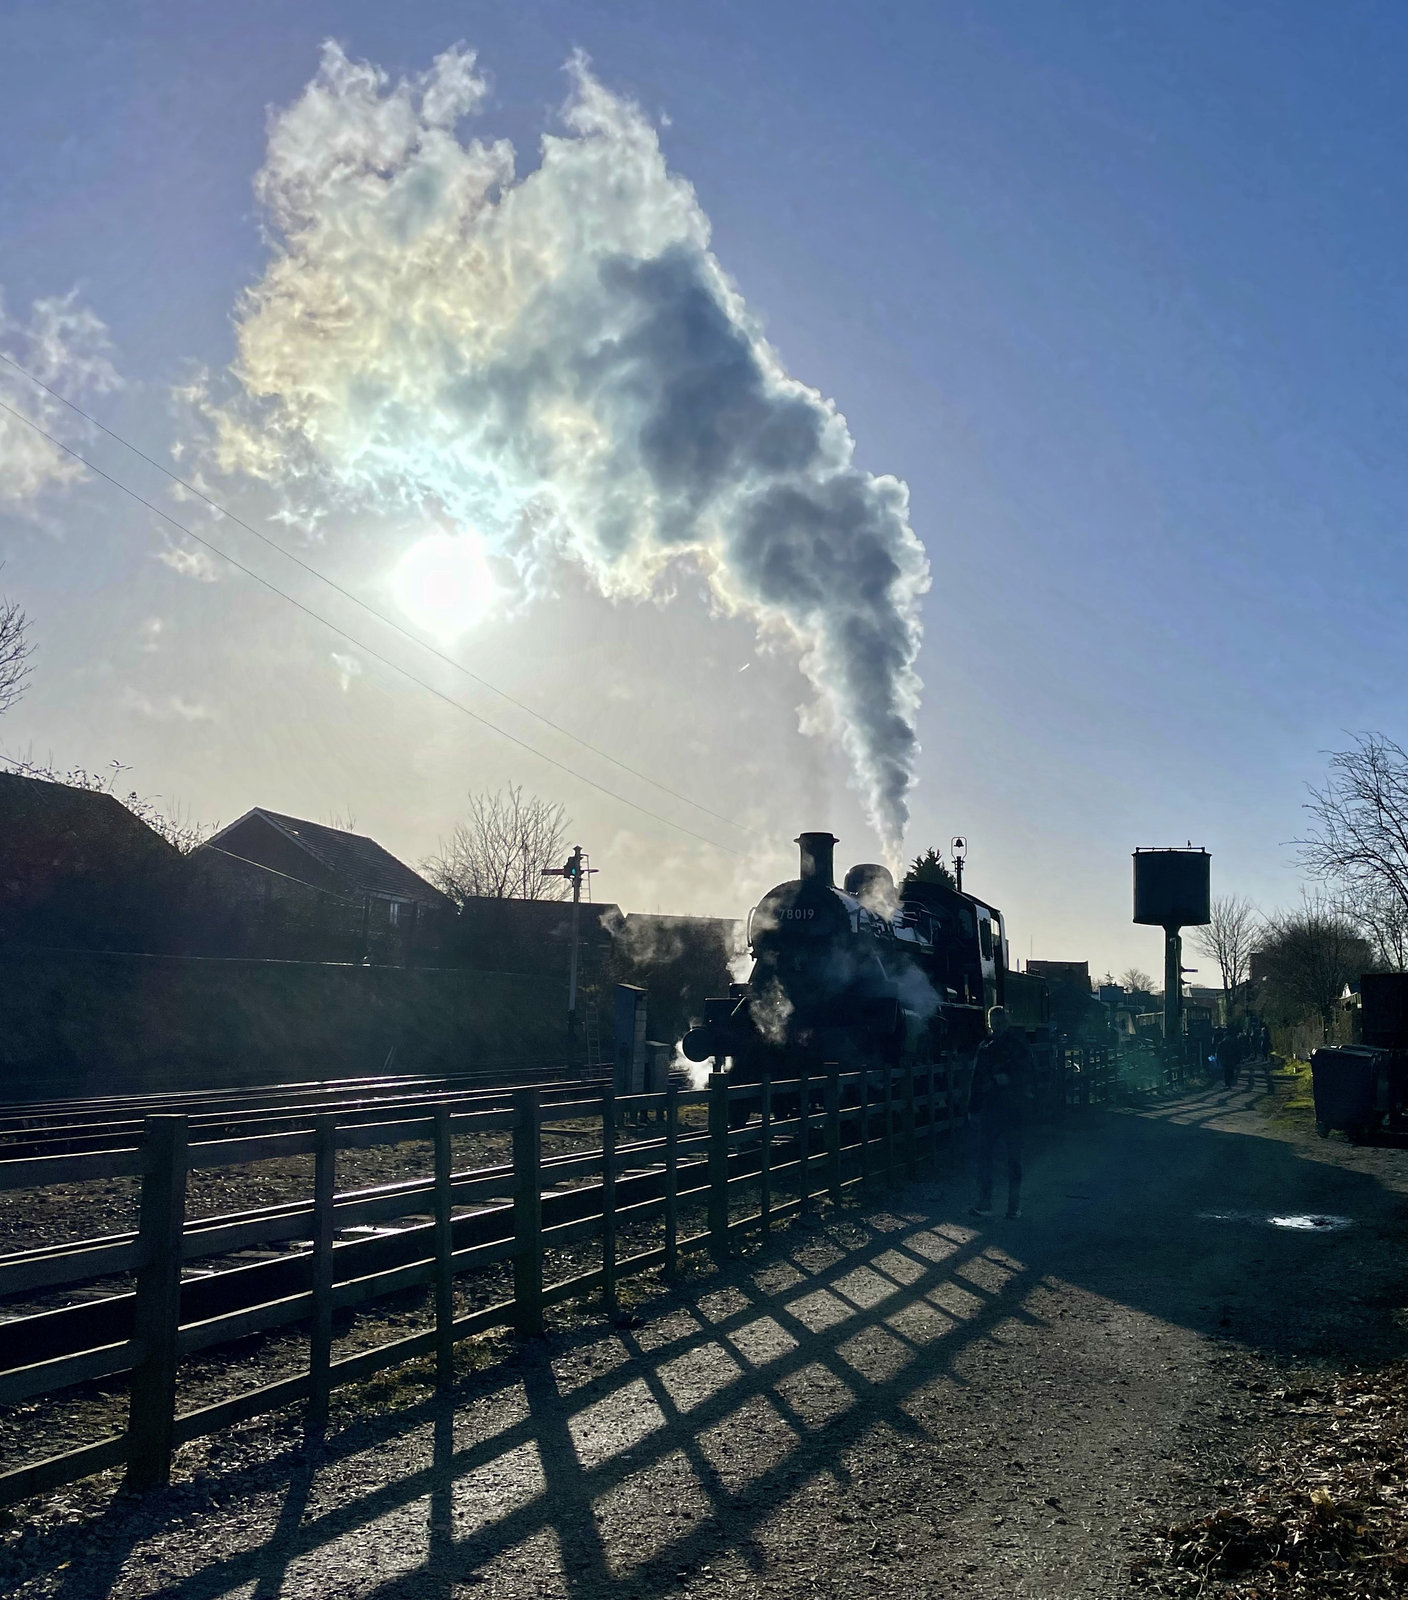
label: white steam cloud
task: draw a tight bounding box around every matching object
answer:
[201,43,930,855]
[0,289,120,505]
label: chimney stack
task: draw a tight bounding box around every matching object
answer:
[796,832,839,888]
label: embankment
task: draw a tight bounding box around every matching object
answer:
[0,948,568,1099]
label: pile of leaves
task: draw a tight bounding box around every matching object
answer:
[1132,1365,1408,1597]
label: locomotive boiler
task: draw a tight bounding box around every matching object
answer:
[682,831,1018,1092]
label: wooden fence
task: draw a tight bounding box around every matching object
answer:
[0,1056,983,1508]
[1056,1045,1116,1108]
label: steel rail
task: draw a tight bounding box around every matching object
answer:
[0,1069,610,1159]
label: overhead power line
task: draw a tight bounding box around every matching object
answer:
[0,394,742,857]
[0,349,748,836]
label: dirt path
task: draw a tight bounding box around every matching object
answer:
[4,1082,1406,1599]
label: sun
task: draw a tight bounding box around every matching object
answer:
[391,532,496,640]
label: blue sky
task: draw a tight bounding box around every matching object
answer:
[3,1,1406,977]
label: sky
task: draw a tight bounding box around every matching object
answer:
[3,0,1407,982]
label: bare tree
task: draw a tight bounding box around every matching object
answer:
[1335,882,1408,971]
[1191,895,1258,1021]
[423,786,571,904]
[1298,733,1408,917]
[1256,894,1373,1042]
[1118,967,1157,995]
[0,585,33,718]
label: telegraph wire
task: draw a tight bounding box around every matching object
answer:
[0,395,743,857]
[0,349,749,835]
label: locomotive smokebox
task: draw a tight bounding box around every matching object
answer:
[796,831,839,887]
[1132,848,1211,929]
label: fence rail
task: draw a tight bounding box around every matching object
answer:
[0,1049,1101,1508]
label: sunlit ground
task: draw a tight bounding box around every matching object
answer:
[92,1209,1054,1598]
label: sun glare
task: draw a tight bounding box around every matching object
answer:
[392,532,496,639]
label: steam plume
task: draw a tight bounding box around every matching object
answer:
[203,44,930,855]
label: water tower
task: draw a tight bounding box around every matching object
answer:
[1133,848,1211,1055]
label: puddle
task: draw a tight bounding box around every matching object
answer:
[1196,1209,1352,1233]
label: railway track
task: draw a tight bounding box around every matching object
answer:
[0,1063,610,1160]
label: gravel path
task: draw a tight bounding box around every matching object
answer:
[3,1080,1405,1599]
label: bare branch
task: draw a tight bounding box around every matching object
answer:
[1255,892,1372,1041]
[1297,733,1408,919]
[1190,895,1259,1017]
[2,755,216,853]
[0,583,33,718]
[422,786,571,905]
[1331,882,1408,971]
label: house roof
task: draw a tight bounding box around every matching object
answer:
[0,770,178,864]
[203,809,450,906]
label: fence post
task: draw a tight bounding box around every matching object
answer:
[904,1059,918,1180]
[308,1113,336,1429]
[884,1068,896,1186]
[859,1068,871,1190]
[826,1066,842,1207]
[601,1084,617,1318]
[513,1089,543,1337]
[760,1075,773,1239]
[927,1057,939,1173]
[125,1115,188,1491]
[664,1081,678,1276]
[708,1071,729,1260]
[433,1105,455,1387]
[798,1066,811,1212]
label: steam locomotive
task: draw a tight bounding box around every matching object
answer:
[681,831,1045,1093]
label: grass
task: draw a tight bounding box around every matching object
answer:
[1265,1057,1316,1130]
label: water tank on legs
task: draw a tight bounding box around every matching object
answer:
[1132,849,1211,929]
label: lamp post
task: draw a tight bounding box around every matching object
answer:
[951,835,967,894]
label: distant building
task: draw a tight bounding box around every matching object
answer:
[193,808,452,961]
[1026,959,1091,989]
[449,894,623,976]
[1027,959,1108,1040]
[0,770,182,950]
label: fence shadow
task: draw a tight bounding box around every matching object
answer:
[36,1203,1031,1599]
[16,1090,1408,1599]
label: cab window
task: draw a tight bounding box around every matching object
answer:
[979,916,993,960]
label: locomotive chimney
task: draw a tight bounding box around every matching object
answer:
[796,832,839,887]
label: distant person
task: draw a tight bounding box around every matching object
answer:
[1215,1029,1240,1090]
[969,1007,1034,1220]
[1246,1022,1274,1092]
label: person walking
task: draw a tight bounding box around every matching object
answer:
[969,1007,1034,1220]
[1215,1028,1240,1090]
[1246,1021,1274,1092]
